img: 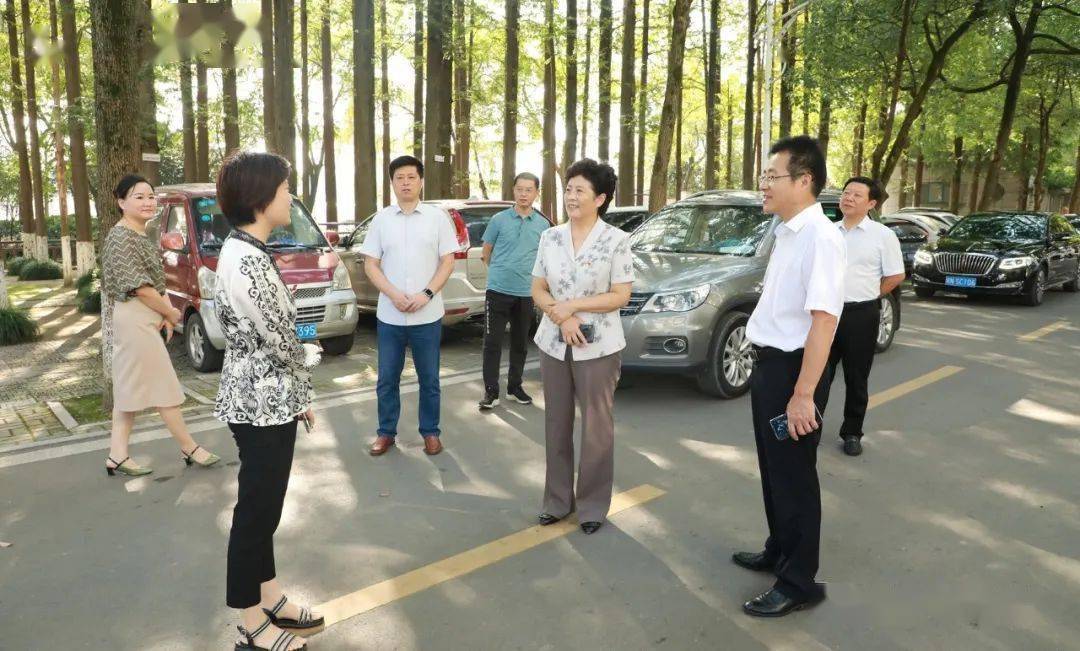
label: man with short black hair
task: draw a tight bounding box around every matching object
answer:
[733,135,845,617]
[825,177,905,457]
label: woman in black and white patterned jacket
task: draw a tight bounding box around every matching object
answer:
[214,151,322,651]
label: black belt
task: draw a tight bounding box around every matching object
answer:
[751,345,804,360]
[843,298,880,308]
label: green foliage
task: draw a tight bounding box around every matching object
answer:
[76,268,102,314]
[17,259,64,281]
[0,307,39,346]
[4,256,31,276]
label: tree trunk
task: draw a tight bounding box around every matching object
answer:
[914,147,924,207]
[59,0,94,272]
[501,0,518,199]
[196,24,209,183]
[300,0,311,204]
[868,0,914,179]
[380,0,391,206]
[580,0,591,159]
[413,0,424,159]
[647,0,692,211]
[261,0,276,150]
[636,0,649,202]
[898,153,909,208]
[616,0,635,204]
[753,48,762,181]
[968,153,982,214]
[541,0,557,219]
[354,0,377,215]
[725,81,734,187]
[321,1,337,224]
[48,0,73,282]
[20,0,47,259]
[1033,94,1056,212]
[424,0,453,197]
[817,94,831,165]
[1069,143,1080,214]
[222,0,241,154]
[778,0,794,138]
[740,0,755,189]
[852,100,867,176]
[473,148,489,199]
[949,136,963,215]
[561,0,578,185]
[704,0,720,189]
[272,0,297,189]
[597,0,612,161]
[1017,129,1031,210]
[4,0,35,258]
[138,0,159,186]
[675,83,683,200]
[452,0,472,198]
[179,0,197,181]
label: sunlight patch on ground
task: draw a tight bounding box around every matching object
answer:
[1007,399,1080,429]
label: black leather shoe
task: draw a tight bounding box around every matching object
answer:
[732,550,777,572]
[580,521,602,535]
[842,435,863,456]
[742,588,824,617]
[537,513,561,526]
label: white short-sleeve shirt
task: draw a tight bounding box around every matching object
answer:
[838,216,906,302]
[532,219,635,361]
[746,202,846,352]
[359,203,462,326]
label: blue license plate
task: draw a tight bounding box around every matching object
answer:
[296,323,318,340]
[945,276,977,288]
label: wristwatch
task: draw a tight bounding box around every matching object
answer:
[422,288,435,299]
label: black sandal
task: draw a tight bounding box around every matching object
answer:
[235,618,306,651]
[262,595,325,632]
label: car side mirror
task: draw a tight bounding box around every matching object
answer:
[325,230,340,247]
[159,232,186,252]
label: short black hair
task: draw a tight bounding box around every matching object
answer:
[216,150,291,228]
[513,172,540,189]
[389,155,424,178]
[843,176,884,204]
[114,174,153,200]
[768,135,827,197]
[565,158,617,215]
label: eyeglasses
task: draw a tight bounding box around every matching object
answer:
[758,174,793,187]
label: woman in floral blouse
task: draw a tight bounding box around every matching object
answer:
[214,152,321,651]
[100,174,219,477]
[531,159,634,535]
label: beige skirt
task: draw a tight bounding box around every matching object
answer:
[111,299,185,412]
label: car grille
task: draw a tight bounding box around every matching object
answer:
[621,292,653,316]
[296,305,326,324]
[934,252,996,275]
[292,285,328,300]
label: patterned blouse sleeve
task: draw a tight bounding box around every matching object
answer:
[104,229,156,300]
[609,233,635,285]
[231,254,320,372]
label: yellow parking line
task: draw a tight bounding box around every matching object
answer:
[317,484,666,627]
[1018,320,1069,342]
[867,365,964,410]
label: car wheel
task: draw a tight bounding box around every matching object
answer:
[914,285,935,299]
[1063,261,1079,292]
[696,311,752,399]
[321,334,354,356]
[185,312,223,372]
[875,293,898,353]
[1021,267,1046,306]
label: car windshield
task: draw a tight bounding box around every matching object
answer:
[192,197,328,252]
[946,214,1047,242]
[455,206,509,247]
[629,204,771,256]
[605,211,647,229]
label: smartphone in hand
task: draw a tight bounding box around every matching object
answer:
[769,406,823,441]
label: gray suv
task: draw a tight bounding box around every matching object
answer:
[620,189,901,398]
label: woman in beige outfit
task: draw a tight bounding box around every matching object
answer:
[100,175,219,476]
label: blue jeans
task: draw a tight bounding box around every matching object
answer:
[376,319,442,438]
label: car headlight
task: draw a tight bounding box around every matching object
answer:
[197,266,217,298]
[913,249,933,265]
[998,256,1035,270]
[332,261,352,290]
[641,285,711,313]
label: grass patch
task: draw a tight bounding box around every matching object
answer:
[60,392,202,425]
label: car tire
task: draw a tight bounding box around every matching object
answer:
[875,293,899,353]
[321,334,355,356]
[185,312,224,372]
[696,310,753,399]
[914,285,935,299]
[1021,267,1046,306]
[1063,261,1079,292]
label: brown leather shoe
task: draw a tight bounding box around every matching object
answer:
[369,436,396,456]
[423,435,443,455]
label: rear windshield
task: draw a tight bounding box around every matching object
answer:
[192,197,329,252]
[457,206,510,247]
[947,214,1047,242]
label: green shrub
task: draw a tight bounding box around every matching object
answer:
[75,268,98,292]
[4,256,31,276]
[0,307,38,345]
[18,259,64,281]
[76,267,102,314]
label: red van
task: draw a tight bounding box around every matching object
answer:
[150,183,358,372]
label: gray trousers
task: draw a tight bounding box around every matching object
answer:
[540,348,621,523]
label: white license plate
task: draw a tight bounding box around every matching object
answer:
[296,323,318,340]
[945,276,977,288]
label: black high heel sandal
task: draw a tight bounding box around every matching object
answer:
[262,595,325,632]
[235,618,306,651]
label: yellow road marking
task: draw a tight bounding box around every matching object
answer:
[317,483,666,627]
[1018,320,1069,342]
[866,365,964,410]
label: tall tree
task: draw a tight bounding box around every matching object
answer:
[452,0,472,197]
[597,0,612,160]
[195,1,210,183]
[580,0,592,159]
[1069,144,1080,214]
[59,0,94,273]
[725,81,734,186]
[561,0,578,183]
[852,100,868,175]
[674,82,683,199]
[179,0,196,181]
[20,0,48,259]
[221,0,241,153]
[4,0,34,258]
[541,0,557,218]
[48,0,72,282]
[616,0,635,203]
[1017,129,1032,209]
[138,0,160,185]
[501,0,518,199]
[817,94,831,164]
[321,0,337,223]
[413,0,424,159]
[740,0,756,189]
[379,0,390,206]
[778,0,795,138]
[636,0,649,202]
[967,152,982,213]
[704,0,720,188]
[949,136,964,214]
[354,0,377,215]
[272,0,297,188]
[260,0,276,150]
[867,0,914,181]
[1032,87,1060,211]
[648,0,693,211]
[300,0,312,204]
[424,0,453,196]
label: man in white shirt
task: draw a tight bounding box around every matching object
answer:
[826,177,905,457]
[360,155,461,457]
[734,136,845,618]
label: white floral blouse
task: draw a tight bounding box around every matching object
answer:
[213,230,321,426]
[531,219,635,361]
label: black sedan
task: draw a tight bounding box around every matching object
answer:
[883,213,948,276]
[911,212,1080,306]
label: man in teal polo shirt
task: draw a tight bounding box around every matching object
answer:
[479,172,550,409]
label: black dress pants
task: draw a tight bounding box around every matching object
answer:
[750,346,829,602]
[226,419,297,609]
[825,300,880,438]
[482,290,534,393]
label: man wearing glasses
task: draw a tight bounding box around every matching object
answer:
[732,136,845,617]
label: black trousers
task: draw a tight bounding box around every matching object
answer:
[824,300,880,438]
[482,290,534,393]
[750,347,829,602]
[226,419,297,609]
